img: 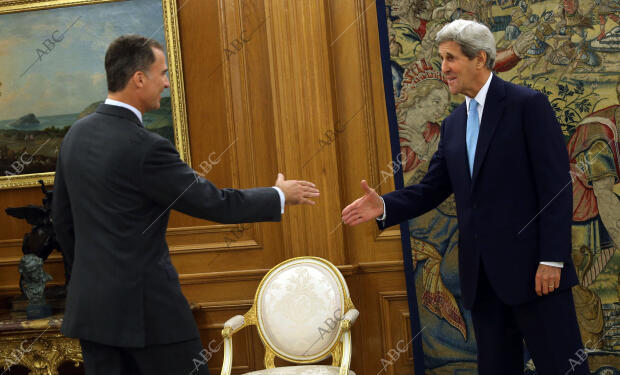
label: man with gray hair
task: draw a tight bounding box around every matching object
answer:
[342,19,588,374]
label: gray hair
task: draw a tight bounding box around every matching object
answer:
[435,20,496,70]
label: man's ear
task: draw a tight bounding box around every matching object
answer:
[131,71,146,88]
[477,50,488,69]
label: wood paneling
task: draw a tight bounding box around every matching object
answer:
[0,1,416,374]
[379,291,415,375]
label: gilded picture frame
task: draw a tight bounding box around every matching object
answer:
[0,0,191,190]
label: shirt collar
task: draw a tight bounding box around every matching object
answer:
[104,98,143,125]
[465,72,493,112]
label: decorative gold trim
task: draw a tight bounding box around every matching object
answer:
[264,347,275,369]
[0,0,191,190]
[0,0,116,14]
[221,326,233,338]
[344,297,356,312]
[243,304,257,326]
[0,333,82,375]
[0,172,55,192]
[331,342,343,367]
[161,0,190,165]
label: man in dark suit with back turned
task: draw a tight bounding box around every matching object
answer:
[52,34,320,375]
[342,20,588,374]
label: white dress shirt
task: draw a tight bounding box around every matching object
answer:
[465,72,493,124]
[105,98,143,125]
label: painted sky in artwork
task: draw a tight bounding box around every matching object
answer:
[0,0,169,120]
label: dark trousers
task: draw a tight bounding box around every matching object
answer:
[80,338,211,375]
[471,265,590,375]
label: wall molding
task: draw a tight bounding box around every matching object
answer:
[378,290,413,373]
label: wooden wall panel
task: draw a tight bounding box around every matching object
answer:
[0,1,418,374]
[326,0,403,265]
[379,291,415,375]
[263,0,346,263]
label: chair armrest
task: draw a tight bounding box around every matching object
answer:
[342,309,359,327]
[223,315,245,334]
[338,309,360,375]
[220,315,246,375]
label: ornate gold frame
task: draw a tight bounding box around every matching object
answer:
[0,315,82,374]
[0,0,191,190]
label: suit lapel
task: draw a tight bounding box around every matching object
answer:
[471,75,506,190]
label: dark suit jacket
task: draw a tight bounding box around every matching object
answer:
[52,104,281,347]
[379,75,578,309]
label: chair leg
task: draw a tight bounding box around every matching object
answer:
[220,335,233,375]
[339,330,352,375]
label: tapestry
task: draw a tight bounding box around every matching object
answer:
[376,0,620,372]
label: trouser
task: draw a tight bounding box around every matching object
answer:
[471,265,590,375]
[80,338,211,375]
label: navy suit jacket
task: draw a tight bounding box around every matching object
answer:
[379,75,578,309]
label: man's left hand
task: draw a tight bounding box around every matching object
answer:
[535,264,561,296]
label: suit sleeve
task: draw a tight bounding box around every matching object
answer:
[378,120,453,229]
[51,150,75,276]
[140,136,281,224]
[523,92,573,262]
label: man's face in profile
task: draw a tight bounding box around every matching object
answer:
[141,47,170,112]
[439,41,480,97]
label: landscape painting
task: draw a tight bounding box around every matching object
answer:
[0,0,190,189]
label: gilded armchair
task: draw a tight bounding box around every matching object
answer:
[220,256,359,375]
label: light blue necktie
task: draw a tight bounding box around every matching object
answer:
[466,99,480,176]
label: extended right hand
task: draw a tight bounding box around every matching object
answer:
[275,173,320,205]
[341,180,384,226]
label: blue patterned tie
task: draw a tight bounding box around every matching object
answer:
[466,99,479,176]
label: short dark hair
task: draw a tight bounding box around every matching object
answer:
[104,35,163,92]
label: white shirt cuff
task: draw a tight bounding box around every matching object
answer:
[376,197,386,221]
[540,261,563,268]
[272,186,285,214]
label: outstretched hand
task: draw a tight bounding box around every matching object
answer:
[275,173,320,205]
[342,180,384,226]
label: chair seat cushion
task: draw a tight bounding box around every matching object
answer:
[244,365,355,375]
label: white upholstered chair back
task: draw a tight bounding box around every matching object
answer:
[256,257,350,362]
[219,257,359,375]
